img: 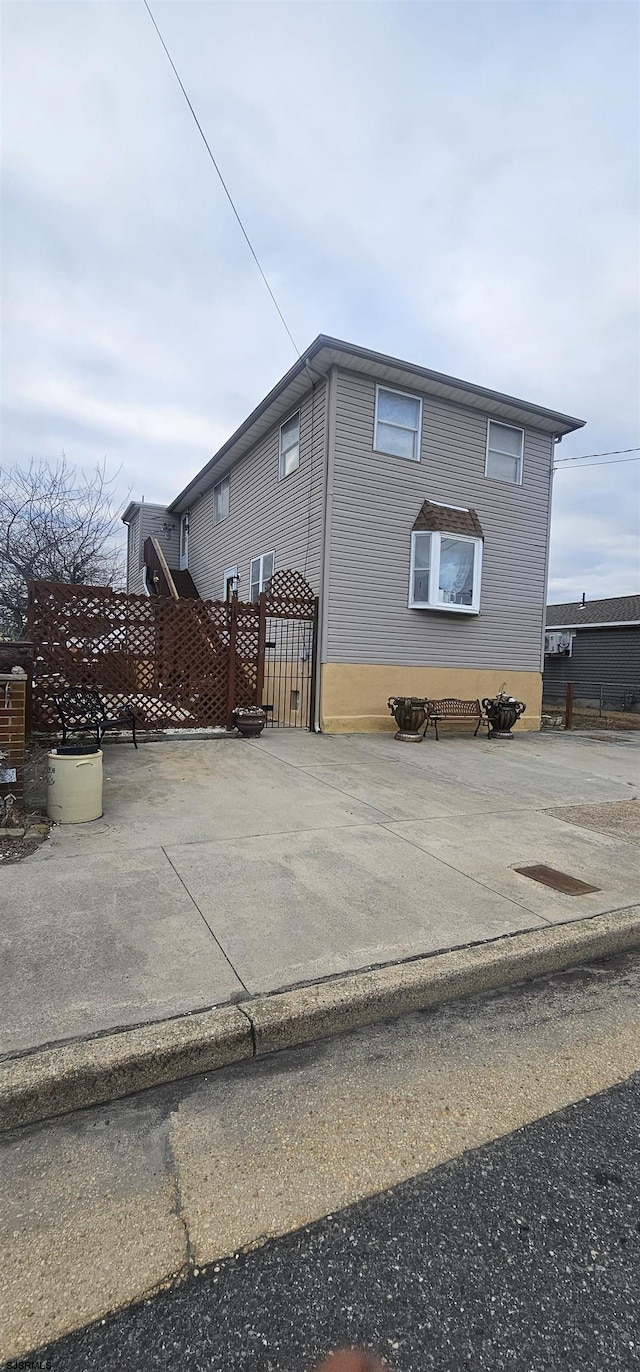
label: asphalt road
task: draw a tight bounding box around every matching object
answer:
[25,1070,639,1372]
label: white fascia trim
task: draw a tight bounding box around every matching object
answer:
[545,620,640,630]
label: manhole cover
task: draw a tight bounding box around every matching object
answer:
[514,864,600,895]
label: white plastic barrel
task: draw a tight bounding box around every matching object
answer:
[47,748,103,824]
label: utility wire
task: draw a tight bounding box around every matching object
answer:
[142,0,300,358]
[554,446,640,463]
[554,455,640,471]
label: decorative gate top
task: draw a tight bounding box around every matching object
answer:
[265,569,315,619]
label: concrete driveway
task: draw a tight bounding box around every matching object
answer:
[1,728,638,1055]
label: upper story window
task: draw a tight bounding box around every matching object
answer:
[374,385,422,462]
[485,420,524,485]
[279,412,300,478]
[249,550,274,602]
[213,475,230,524]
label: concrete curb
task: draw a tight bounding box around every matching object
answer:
[2,907,639,1132]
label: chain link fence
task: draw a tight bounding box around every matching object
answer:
[542,680,640,730]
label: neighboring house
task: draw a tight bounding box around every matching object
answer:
[123,335,584,733]
[544,595,640,709]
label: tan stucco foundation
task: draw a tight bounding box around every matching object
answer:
[320,664,542,734]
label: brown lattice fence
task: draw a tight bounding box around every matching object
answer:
[27,581,260,732]
[27,572,318,734]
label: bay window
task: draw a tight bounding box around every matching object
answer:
[409,530,482,613]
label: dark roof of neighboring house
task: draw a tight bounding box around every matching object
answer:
[546,595,640,628]
[161,335,585,515]
[413,502,484,538]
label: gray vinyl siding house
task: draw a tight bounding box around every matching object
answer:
[123,336,584,732]
[544,595,640,710]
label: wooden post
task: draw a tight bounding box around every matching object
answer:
[564,682,573,731]
[226,592,238,730]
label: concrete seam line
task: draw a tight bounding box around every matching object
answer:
[1,909,638,1134]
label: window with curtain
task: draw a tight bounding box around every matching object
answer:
[249,551,274,602]
[409,531,482,612]
[374,386,422,461]
[486,420,524,484]
[213,475,230,524]
[279,413,300,478]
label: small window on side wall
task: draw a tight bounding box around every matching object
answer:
[279,413,300,478]
[213,475,230,525]
[374,386,422,462]
[409,531,482,613]
[249,551,274,603]
[486,420,524,484]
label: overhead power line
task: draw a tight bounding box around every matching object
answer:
[554,455,640,471]
[142,0,300,358]
[554,446,640,463]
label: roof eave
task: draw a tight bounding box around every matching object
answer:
[168,334,586,513]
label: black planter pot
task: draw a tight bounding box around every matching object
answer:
[233,708,266,738]
[481,694,526,739]
[388,696,428,742]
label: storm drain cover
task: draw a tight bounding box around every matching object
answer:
[514,864,600,895]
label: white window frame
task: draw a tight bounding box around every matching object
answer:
[213,475,230,525]
[279,411,301,480]
[374,384,423,463]
[222,565,239,601]
[249,550,275,602]
[408,530,483,614]
[179,511,189,569]
[485,420,524,486]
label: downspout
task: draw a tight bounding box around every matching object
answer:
[539,434,558,697]
[314,364,337,731]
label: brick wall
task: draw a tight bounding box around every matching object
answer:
[0,673,27,811]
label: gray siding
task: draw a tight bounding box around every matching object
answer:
[187,381,326,601]
[326,368,553,670]
[140,505,180,569]
[125,507,143,594]
[125,504,180,595]
[544,627,640,705]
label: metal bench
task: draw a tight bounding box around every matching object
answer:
[424,698,488,741]
[52,687,138,749]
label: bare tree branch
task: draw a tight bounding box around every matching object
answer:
[0,456,126,637]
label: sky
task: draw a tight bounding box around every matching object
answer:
[2,0,639,603]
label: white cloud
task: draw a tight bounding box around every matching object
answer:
[2,0,639,595]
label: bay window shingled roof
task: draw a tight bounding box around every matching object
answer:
[412,501,484,538]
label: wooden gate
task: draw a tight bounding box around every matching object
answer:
[260,571,319,730]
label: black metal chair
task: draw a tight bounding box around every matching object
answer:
[52,687,138,748]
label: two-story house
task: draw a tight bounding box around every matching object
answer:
[123,336,584,733]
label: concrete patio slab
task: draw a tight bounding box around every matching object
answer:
[2,728,638,1064]
[165,824,546,994]
[387,810,640,922]
[30,739,393,860]
[0,848,243,1054]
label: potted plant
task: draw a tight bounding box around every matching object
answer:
[233,705,266,738]
[388,696,428,742]
[481,686,526,739]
